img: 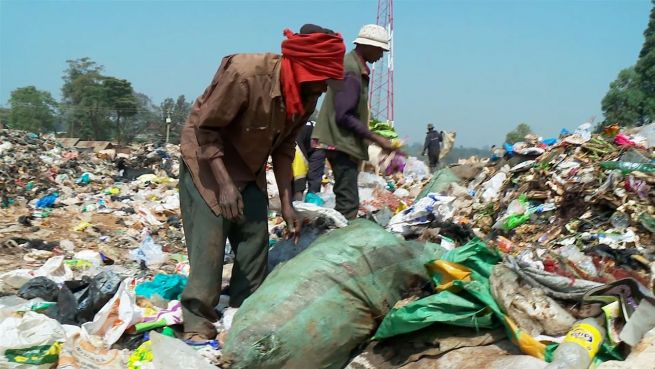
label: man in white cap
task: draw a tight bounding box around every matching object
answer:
[312,24,398,219]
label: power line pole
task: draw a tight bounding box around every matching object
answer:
[370,0,394,127]
[165,110,172,144]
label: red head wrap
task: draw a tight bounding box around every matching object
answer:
[280,28,345,119]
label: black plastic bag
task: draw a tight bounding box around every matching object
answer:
[267,223,327,273]
[17,276,59,301]
[45,270,123,325]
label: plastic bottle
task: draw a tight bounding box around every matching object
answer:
[545,318,605,369]
[609,211,630,230]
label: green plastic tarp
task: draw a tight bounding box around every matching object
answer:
[374,239,501,340]
[416,167,460,200]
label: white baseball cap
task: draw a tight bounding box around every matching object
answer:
[353,24,391,51]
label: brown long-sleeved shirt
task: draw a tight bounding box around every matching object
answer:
[180,53,304,216]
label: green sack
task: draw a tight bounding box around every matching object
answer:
[222,219,446,369]
[416,167,460,200]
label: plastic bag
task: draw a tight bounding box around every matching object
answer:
[556,245,598,277]
[481,170,508,202]
[53,270,123,325]
[292,201,348,228]
[36,192,59,209]
[291,146,308,180]
[134,300,183,333]
[387,194,456,234]
[75,173,92,185]
[129,234,168,268]
[267,223,327,273]
[150,331,215,369]
[221,220,446,369]
[358,172,387,188]
[0,311,66,369]
[373,239,501,340]
[403,157,430,180]
[81,278,142,347]
[56,332,128,369]
[135,274,187,301]
[18,276,59,302]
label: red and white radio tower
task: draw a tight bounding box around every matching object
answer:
[369,0,394,125]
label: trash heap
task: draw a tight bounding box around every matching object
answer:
[0,129,205,369]
[3,123,655,369]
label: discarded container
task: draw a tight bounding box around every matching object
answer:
[545,318,605,369]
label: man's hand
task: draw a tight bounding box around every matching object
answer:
[281,203,302,244]
[373,135,397,152]
[218,183,243,221]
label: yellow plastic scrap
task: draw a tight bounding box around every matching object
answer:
[105,187,121,195]
[426,260,472,292]
[504,317,548,360]
[127,340,153,369]
[73,221,92,232]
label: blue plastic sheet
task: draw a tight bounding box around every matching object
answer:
[36,193,59,209]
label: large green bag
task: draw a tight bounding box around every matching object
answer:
[221,219,445,369]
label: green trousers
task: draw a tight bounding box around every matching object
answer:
[178,161,269,338]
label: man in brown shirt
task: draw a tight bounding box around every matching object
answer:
[178,24,345,340]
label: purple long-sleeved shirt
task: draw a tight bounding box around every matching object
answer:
[334,71,374,140]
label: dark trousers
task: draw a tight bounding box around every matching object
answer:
[327,151,359,220]
[428,149,440,172]
[178,161,268,338]
[307,149,326,193]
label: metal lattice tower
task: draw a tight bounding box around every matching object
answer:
[369,0,394,126]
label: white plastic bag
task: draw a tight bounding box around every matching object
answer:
[0,311,66,369]
[81,278,142,347]
[150,331,215,369]
[56,332,128,369]
[387,194,455,234]
[0,256,73,292]
[74,250,104,268]
[480,170,508,202]
[129,234,168,268]
[358,172,387,188]
[403,157,430,180]
[293,201,348,228]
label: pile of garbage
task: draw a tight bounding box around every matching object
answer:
[3,123,655,369]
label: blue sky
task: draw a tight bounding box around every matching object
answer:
[0,0,652,146]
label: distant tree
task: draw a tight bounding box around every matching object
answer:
[160,95,192,144]
[505,123,532,144]
[601,67,646,127]
[61,58,111,139]
[8,86,58,133]
[102,77,138,144]
[601,1,655,127]
[635,0,655,122]
[126,92,161,144]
